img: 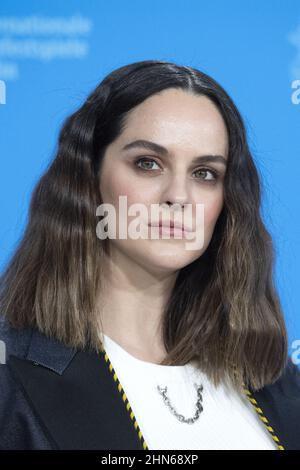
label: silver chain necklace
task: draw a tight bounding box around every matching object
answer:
[156,382,204,424]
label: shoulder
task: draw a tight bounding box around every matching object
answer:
[251,356,300,450]
[0,314,78,414]
[0,315,74,449]
[249,355,300,402]
[0,314,77,372]
[268,356,300,395]
[0,315,33,364]
[0,314,34,410]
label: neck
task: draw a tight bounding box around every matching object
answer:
[96,247,178,363]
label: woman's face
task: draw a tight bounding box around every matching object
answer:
[98,88,228,274]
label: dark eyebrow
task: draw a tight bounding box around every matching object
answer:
[121,139,227,166]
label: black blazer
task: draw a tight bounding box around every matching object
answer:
[0,315,300,450]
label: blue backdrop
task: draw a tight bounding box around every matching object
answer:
[0,0,299,362]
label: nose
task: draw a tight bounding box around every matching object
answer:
[161,174,190,209]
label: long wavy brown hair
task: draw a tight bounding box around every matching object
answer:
[0,60,288,393]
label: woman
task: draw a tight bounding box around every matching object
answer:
[0,60,299,451]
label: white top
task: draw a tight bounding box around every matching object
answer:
[101,334,277,450]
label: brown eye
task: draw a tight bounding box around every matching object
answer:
[193,168,218,181]
[135,158,161,171]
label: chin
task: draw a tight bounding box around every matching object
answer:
[139,246,200,273]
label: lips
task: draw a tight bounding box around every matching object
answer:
[148,220,193,232]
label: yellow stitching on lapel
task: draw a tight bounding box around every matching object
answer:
[242,384,285,450]
[101,348,149,450]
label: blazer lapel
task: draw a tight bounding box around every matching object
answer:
[7,331,146,450]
